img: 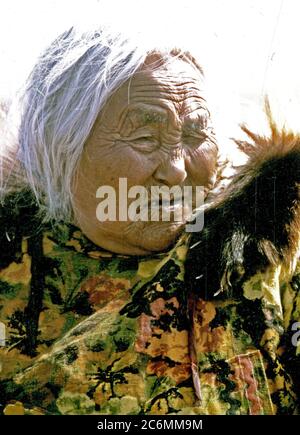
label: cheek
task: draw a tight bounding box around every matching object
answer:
[85,141,159,187]
[114,142,161,185]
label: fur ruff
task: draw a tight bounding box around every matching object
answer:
[185,100,300,299]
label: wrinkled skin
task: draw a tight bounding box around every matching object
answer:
[71,56,218,254]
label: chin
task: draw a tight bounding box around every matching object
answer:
[128,221,185,254]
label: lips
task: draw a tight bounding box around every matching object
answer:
[150,197,184,208]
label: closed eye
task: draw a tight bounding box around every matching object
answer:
[131,136,155,143]
[128,135,159,153]
[182,132,207,148]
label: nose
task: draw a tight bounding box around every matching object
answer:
[153,151,187,186]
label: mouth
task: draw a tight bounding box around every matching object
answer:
[142,198,193,224]
[127,187,197,222]
[151,196,184,209]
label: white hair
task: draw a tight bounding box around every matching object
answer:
[7,25,204,222]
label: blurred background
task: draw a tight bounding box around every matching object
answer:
[0,0,299,161]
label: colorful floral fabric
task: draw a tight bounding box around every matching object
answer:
[0,219,300,415]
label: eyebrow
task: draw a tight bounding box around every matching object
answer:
[127,107,169,126]
[120,105,209,137]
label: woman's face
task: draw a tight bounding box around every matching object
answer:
[71,57,218,255]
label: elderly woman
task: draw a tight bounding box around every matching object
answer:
[0,25,300,415]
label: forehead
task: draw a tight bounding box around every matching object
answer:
[100,58,207,125]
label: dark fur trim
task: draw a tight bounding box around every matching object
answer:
[185,103,300,299]
[0,189,42,270]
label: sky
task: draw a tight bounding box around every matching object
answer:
[0,0,299,159]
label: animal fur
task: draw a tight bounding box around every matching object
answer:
[185,101,300,299]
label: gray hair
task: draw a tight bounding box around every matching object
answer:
[15,25,204,222]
